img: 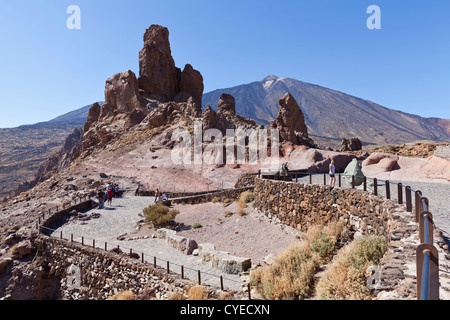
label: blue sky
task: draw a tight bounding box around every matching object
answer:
[0,0,449,128]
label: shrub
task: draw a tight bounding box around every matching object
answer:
[222,198,234,207]
[240,191,254,203]
[212,196,221,203]
[307,221,345,263]
[108,290,135,300]
[143,203,179,228]
[251,243,321,300]
[224,210,233,217]
[315,235,387,300]
[187,285,210,300]
[192,222,202,229]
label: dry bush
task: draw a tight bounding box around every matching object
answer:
[306,220,345,263]
[224,210,233,218]
[251,242,320,300]
[107,290,135,300]
[187,285,210,300]
[315,235,387,300]
[168,291,187,300]
[143,203,179,228]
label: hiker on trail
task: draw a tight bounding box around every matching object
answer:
[97,189,105,209]
[114,184,119,197]
[280,163,285,175]
[107,188,114,206]
[154,188,160,203]
[284,162,289,174]
[329,159,336,187]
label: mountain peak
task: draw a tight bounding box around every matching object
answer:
[260,75,279,82]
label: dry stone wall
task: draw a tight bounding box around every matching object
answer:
[34,236,224,300]
[254,178,393,239]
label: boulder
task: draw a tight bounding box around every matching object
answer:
[14,240,34,257]
[341,138,362,152]
[362,152,399,174]
[343,158,364,186]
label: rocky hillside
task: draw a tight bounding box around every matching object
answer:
[0,105,93,201]
[203,75,450,147]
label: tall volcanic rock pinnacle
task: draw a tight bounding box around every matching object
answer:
[275,92,310,145]
[138,24,204,105]
[81,24,206,155]
[138,25,178,101]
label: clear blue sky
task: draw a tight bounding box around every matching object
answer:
[0,0,449,128]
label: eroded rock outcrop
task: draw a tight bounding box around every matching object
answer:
[341,138,362,152]
[272,92,315,148]
[81,24,205,155]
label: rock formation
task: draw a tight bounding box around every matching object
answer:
[81,24,205,155]
[341,138,362,152]
[272,92,315,148]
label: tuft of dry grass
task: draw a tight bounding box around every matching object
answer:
[315,235,387,300]
[250,221,347,300]
[251,242,321,300]
[107,290,135,300]
[186,285,210,300]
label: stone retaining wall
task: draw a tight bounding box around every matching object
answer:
[157,228,251,274]
[35,236,224,300]
[254,178,394,240]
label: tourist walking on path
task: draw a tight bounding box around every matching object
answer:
[97,189,105,209]
[107,188,114,206]
[329,159,336,187]
[154,188,160,203]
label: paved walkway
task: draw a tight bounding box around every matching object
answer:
[52,196,244,292]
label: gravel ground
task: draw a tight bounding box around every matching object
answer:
[52,196,247,292]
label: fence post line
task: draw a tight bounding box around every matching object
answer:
[248,283,251,300]
[105,242,107,251]
[181,265,184,279]
[374,178,377,196]
[363,176,367,191]
[405,186,412,212]
[220,276,224,291]
[198,270,201,285]
[154,256,157,268]
[397,183,403,204]
[93,239,95,248]
[167,261,170,273]
[351,175,355,189]
[385,181,390,199]
[415,191,422,222]
[71,234,73,243]
[323,173,326,185]
[309,174,312,184]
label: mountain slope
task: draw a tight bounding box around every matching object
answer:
[0,103,98,200]
[203,76,450,146]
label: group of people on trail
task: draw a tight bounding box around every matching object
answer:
[280,162,289,175]
[97,182,120,209]
[154,189,167,203]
